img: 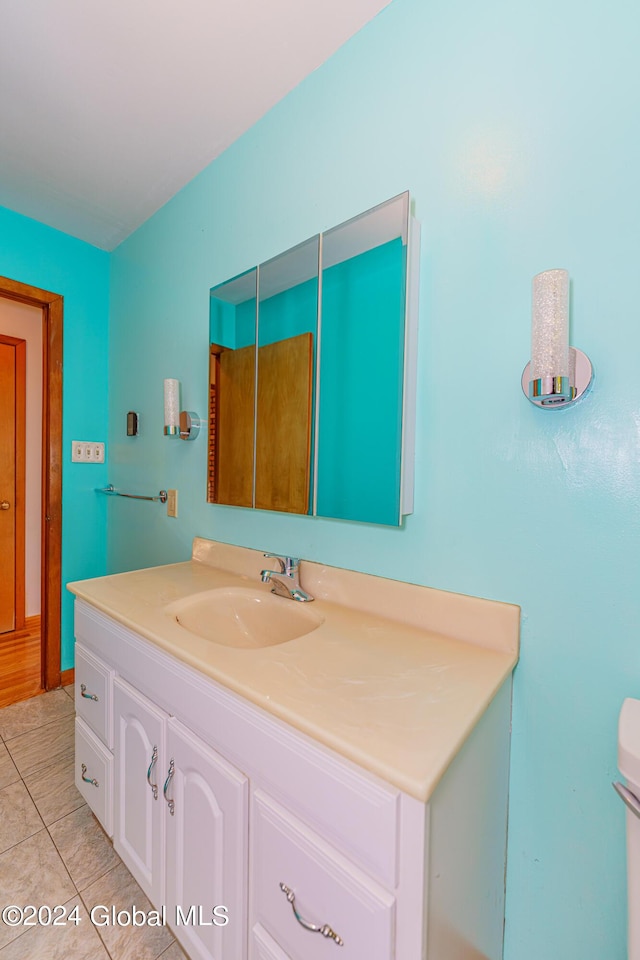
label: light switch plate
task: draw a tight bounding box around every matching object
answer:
[167,489,178,518]
[71,441,105,463]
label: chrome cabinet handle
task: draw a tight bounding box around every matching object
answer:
[147,746,158,800]
[613,781,640,820]
[80,683,99,702]
[81,763,99,788]
[279,883,344,946]
[163,759,175,815]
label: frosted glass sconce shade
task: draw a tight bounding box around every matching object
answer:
[164,379,180,436]
[522,269,593,408]
[531,269,569,381]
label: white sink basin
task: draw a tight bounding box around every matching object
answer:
[166,586,323,649]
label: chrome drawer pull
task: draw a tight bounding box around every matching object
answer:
[279,883,344,946]
[80,683,99,702]
[163,759,175,815]
[81,763,99,788]
[147,746,158,800]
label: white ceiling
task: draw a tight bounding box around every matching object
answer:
[0,0,390,251]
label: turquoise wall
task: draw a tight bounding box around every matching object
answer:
[108,0,640,954]
[0,205,110,671]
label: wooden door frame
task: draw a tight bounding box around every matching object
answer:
[0,333,26,631]
[0,276,62,691]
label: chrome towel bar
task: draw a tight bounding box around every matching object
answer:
[97,484,168,504]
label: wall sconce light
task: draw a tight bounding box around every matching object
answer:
[521,269,593,408]
[164,378,201,441]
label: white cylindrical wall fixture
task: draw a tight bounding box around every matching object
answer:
[531,268,569,381]
[522,267,593,408]
[527,268,572,404]
[164,378,180,436]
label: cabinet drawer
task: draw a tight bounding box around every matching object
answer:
[74,643,113,748]
[75,717,113,836]
[251,791,395,960]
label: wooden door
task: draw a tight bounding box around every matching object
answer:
[0,278,63,694]
[113,677,167,906]
[165,717,248,960]
[0,337,25,633]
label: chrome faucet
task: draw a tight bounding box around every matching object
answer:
[260,554,314,602]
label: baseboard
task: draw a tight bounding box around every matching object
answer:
[24,615,41,632]
[60,667,74,686]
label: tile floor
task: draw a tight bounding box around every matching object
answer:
[0,687,187,960]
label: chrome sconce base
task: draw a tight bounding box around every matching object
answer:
[164,413,202,439]
[522,347,593,409]
[179,410,201,441]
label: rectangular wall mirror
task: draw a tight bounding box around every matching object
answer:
[207,191,419,526]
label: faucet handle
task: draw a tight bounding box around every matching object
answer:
[263,554,299,575]
[263,553,286,573]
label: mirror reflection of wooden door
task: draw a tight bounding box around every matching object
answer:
[255,332,313,514]
[216,343,255,508]
[210,333,313,513]
[0,336,25,634]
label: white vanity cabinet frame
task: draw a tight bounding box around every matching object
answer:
[74,598,512,960]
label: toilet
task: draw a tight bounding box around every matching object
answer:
[616,698,640,958]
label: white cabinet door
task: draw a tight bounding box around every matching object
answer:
[165,717,248,960]
[113,677,167,907]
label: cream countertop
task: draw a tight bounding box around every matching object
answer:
[67,537,519,803]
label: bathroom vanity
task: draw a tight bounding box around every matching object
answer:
[68,538,519,960]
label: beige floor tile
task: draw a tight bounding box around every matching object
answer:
[0,690,74,742]
[5,715,74,777]
[157,941,189,960]
[63,684,75,701]
[23,753,84,826]
[0,744,19,790]
[49,805,121,891]
[0,896,110,960]
[81,862,174,960]
[0,830,76,948]
[0,781,43,854]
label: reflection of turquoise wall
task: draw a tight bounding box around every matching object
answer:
[317,240,404,524]
[236,299,256,349]
[209,296,256,350]
[0,205,110,671]
[209,298,237,348]
[108,0,640,954]
[258,277,317,346]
